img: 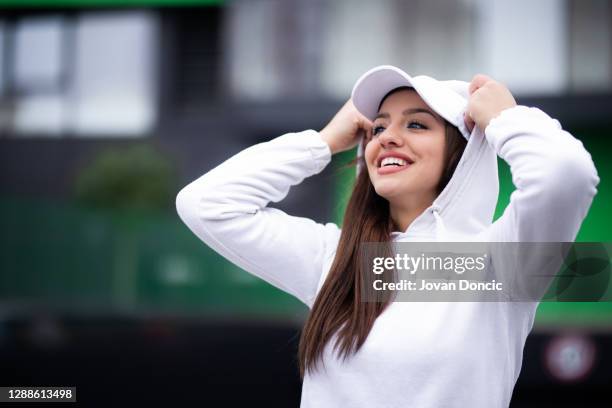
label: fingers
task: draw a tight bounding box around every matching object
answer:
[465,73,493,133]
[360,115,373,130]
[349,97,374,130]
[464,111,475,133]
[468,73,492,95]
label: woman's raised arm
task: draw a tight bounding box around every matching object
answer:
[485,105,599,242]
[464,75,599,242]
[175,130,341,308]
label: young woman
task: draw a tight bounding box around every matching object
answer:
[175,65,599,407]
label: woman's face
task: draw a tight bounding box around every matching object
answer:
[364,89,447,202]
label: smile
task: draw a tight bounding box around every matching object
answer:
[377,162,411,175]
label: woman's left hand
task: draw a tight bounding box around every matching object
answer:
[464,74,517,133]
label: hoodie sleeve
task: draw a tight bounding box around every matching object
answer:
[484,105,600,242]
[175,129,341,308]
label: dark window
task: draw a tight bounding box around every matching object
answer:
[160,7,224,116]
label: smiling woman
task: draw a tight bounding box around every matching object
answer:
[175,64,599,408]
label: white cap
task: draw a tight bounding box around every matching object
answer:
[350,65,472,174]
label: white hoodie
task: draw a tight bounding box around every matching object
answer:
[175,105,599,407]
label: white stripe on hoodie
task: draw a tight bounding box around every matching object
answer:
[175,105,599,408]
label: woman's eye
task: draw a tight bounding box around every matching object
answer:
[407,121,427,129]
[372,125,385,136]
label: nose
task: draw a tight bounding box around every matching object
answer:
[378,124,404,148]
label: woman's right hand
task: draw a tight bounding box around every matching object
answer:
[319,98,374,155]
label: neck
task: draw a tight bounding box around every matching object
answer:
[388,192,436,233]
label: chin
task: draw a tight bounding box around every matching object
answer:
[372,180,411,199]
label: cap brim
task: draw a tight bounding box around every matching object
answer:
[351,65,471,139]
[351,65,416,122]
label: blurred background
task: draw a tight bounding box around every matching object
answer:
[0,0,610,406]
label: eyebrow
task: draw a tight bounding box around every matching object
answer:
[374,108,440,121]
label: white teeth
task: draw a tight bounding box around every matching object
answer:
[380,157,408,167]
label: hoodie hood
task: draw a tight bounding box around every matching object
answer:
[355,80,499,241]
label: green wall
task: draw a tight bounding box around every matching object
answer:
[0,197,303,319]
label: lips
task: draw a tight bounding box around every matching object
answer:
[377,161,412,175]
[374,150,415,176]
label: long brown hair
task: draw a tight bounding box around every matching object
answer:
[297,87,467,378]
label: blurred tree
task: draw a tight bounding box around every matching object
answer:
[74,144,176,211]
